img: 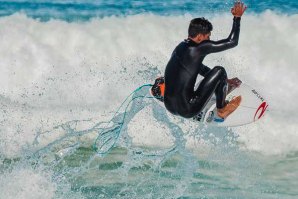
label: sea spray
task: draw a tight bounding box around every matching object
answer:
[1,10,298,198]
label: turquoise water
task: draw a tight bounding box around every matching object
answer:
[0,0,298,198]
[0,0,297,21]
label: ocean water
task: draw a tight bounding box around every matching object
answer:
[0,0,298,198]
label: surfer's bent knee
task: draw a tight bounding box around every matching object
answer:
[212,66,227,78]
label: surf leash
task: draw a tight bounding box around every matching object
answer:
[93,83,159,155]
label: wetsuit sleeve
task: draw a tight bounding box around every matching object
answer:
[199,17,241,55]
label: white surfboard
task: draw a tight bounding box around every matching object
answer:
[151,82,268,127]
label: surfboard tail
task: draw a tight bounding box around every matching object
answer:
[151,77,165,102]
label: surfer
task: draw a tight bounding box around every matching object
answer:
[155,1,247,119]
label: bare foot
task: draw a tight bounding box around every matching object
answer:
[217,96,242,119]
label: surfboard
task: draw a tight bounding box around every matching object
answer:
[150,81,268,127]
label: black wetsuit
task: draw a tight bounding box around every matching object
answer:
[164,17,241,118]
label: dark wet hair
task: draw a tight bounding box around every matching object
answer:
[188,17,213,38]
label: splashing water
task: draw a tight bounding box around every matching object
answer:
[3,81,296,198]
[1,2,298,197]
[24,83,206,198]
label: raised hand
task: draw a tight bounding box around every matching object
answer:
[231,1,247,17]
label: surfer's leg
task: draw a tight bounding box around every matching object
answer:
[214,67,228,109]
[190,66,228,115]
[215,69,242,118]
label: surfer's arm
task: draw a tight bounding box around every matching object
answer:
[199,17,241,55]
[198,1,246,55]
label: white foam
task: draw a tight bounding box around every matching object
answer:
[0,168,56,199]
[1,11,298,157]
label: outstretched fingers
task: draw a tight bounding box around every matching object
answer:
[231,1,247,17]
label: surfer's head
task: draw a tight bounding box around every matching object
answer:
[188,18,213,43]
